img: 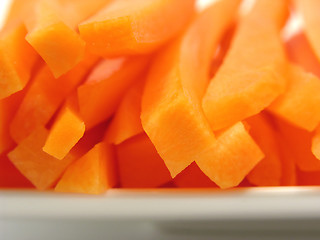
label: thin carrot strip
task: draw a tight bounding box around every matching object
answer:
[295,0,320,62]
[79,0,195,56]
[202,0,289,131]
[141,0,242,179]
[10,53,99,143]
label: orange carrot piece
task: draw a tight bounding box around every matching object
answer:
[268,64,320,131]
[267,113,297,186]
[210,24,235,79]
[297,169,320,186]
[79,0,195,57]
[295,0,320,62]
[55,142,116,194]
[311,127,320,161]
[25,0,85,78]
[202,0,289,131]
[25,0,111,78]
[0,23,38,99]
[105,80,144,145]
[277,132,297,186]
[173,162,218,188]
[43,95,85,160]
[286,32,320,77]
[78,56,149,130]
[4,0,38,26]
[196,122,263,189]
[116,133,171,188]
[0,154,33,188]
[141,0,241,178]
[0,90,25,154]
[7,127,76,190]
[10,53,99,143]
[246,113,282,186]
[57,0,113,28]
[275,118,320,172]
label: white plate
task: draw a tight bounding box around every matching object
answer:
[1,187,320,220]
[1,188,320,240]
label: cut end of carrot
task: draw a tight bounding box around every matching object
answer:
[43,107,85,160]
[55,142,117,194]
[8,126,75,190]
[269,63,320,132]
[26,22,86,78]
[196,122,264,189]
[246,114,282,186]
[116,133,172,188]
[0,23,38,99]
[79,0,196,57]
[105,80,144,145]
[203,66,287,131]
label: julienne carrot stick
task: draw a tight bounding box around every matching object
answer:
[246,113,282,186]
[202,0,289,131]
[0,24,39,99]
[55,142,117,194]
[275,118,320,172]
[9,53,99,144]
[115,133,171,188]
[8,122,109,190]
[141,1,262,188]
[284,31,320,161]
[43,94,85,160]
[141,0,261,188]
[79,0,196,57]
[104,80,144,145]
[8,126,76,190]
[77,56,149,130]
[25,0,112,78]
[295,0,320,63]
[268,64,320,132]
[286,32,320,78]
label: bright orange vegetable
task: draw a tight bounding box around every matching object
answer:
[0,90,26,155]
[311,127,320,161]
[55,142,116,194]
[268,114,297,186]
[78,56,149,130]
[202,0,289,131]
[105,80,144,144]
[10,53,99,143]
[0,23,38,99]
[297,169,320,186]
[43,95,85,160]
[8,120,107,190]
[79,0,195,57]
[275,118,320,172]
[196,122,263,189]
[0,154,33,188]
[173,162,218,188]
[268,64,320,131]
[8,127,76,190]
[25,0,111,78]
[284,32,320,161]
[116,133,171,188]
[141,0,241,178]
[4,0,38,26]
[210,25,235,79]
[286,32,320,77]
[295,0,320,62]
[246,113,282,186]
